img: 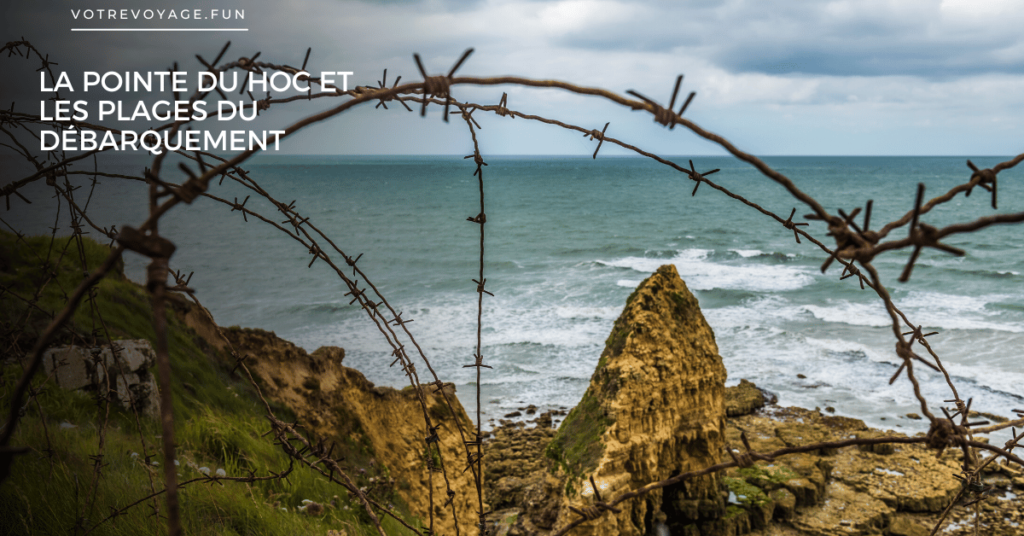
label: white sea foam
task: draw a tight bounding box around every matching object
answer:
[803,337,891,364]
[731,249,764,258]
[801,294,1024,333]
[936,361,1024,399]
[704,295,805,329]
[901,291,1022,316]
[283,251,1022,439]
[553,305,620,320]
[598,249,814,292]
[803,302,892,328]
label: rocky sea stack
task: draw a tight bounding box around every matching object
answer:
[546,264,728,536]
[9,233,1021,536]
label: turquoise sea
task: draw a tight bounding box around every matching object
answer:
[4,154,1022,436]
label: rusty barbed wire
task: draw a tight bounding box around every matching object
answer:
[2,40,1022,536]
[459,104,491,536]
[3,38,478,534]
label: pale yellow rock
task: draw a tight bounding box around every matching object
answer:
[725,379,766,417]
[790,481,893,536]
[548,265,727,536]
[215,325,479,536]
[770,488,797,520]
[830,445,960,512]
[886,516,929,536]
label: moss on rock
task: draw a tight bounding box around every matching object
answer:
[545,387,610,495]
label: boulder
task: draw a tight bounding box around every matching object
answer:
[41,339,159,417]
[725,379,765,417]
[855,430,897,455]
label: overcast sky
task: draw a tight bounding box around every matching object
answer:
[2,0,1022,156]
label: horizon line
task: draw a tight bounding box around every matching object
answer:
[71,28,248,32]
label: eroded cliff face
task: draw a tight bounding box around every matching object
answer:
[547,264,727,536]
[183,302,478,536]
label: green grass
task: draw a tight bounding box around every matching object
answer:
[421,444,442,473]
[596,325,628,373]
[1,405,409,536]
[0,231,420,536]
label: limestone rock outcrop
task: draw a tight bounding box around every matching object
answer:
[485,378,1022,536]
[725,378,767,417]
[722,406,975,535]
[546,264,728,536]
[193,319,479,536]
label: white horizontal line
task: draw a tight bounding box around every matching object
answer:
[71,28,248,32]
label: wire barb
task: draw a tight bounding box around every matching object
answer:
[413,48,474,122]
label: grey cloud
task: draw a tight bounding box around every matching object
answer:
[546,0,1024,78]
[722,44,1024,78]
[3,0,1023,156]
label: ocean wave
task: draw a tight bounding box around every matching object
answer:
[728,249,798,262]
[900,292,1024,332]
[597,249,814,292]
[939,362,1024,403]
[803,302,892,328]
[899,291,1001,314]
[479,373,594,386]
[283,301,348,314]
[989,302,1024,313]
[553,305,621,320]
[947,267,1021,279]
[802,337,891,364]
[703,295,804,329]
[700,287,1024,335]
[691,287,762,304]
[801,294,1024,333]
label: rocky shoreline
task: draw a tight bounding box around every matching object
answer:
[21,247,1021,536]
[484,384,1024,536]
[479,265,1022,536]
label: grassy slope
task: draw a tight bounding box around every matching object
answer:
[0,231,416,536]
